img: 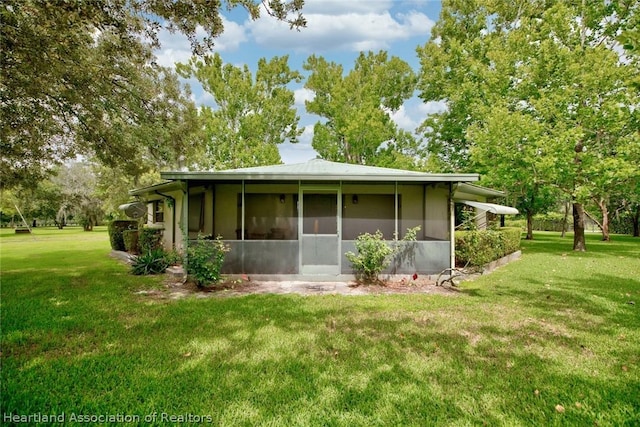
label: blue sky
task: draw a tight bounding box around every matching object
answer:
[155,0,444,164]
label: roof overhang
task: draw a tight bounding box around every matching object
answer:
[454,182,505,198]
[460,200,519,215]
[160,171,480,183]
[129,181,182,197]
[159,159,479,183]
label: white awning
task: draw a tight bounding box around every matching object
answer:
[460,200,519,215]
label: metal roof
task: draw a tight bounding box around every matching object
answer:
[460,200,519,215]
[454,182,505,198]
[129,180,182,196]
[160,159,480,183]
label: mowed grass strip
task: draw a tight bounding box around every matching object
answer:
[1,227,638,426]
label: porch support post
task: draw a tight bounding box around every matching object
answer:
[241,179,245,272]
[241,180,245,241]
[449,183,456,271]
[182,180,189,252]
[297,180,302,273]
[338,181,343,273]
[394,181,399,239]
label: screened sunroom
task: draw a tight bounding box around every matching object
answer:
[130,159,492,277]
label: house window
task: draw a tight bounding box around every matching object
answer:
[153,200,164,223]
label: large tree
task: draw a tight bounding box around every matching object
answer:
[303,51,421,168]
[50,163,105,231]
[1,0,305,188]
[418,0,639,251]
[177,54,302,169]
[467,106,558,240]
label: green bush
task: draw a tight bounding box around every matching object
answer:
[165,249,184,266]
[346,227,420,283]
[346,230,394,283]
[108,220,138,251]
[532,212,569,232]
[610,214,635,235]
[131,248,170,275]
[455,227,522,267]
[504,218,526,230]
[186,234,229,287]
[501,227,522,256]
[139,228,163,252]
[122,230,139,254]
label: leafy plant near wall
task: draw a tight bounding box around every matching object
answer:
[138,228,163,252]
[346,226,421,284]
[186,234,230,287]
[131,248,170,275]
[122,229,139,254]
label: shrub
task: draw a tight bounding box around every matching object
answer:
[139,228,163,253]
[131,248,170,275]
[346,226,420,283]
[346,230,394,283]
[186,234,230,287]
[165,249,184,266]
[108,220,137,251]
[610,214,634,235]
[500,227,522,256]
[455,227,522,267]
[122,230,139,254]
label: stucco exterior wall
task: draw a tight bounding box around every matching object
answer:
[142,189,185,252]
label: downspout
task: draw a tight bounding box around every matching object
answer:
[155,190,176,250]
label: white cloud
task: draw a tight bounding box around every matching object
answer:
[194,91,216,108]
[279,125,317,163]
[418,100,447,116]
[248,9,434,53]
[154,19,248,68]
[388,104,418,131]
[300,0,394,14]
[294,88,315,106]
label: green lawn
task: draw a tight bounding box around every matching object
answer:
[1,227,639,426]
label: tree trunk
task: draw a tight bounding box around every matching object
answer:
[573,202,587,251]
[633,205,640,237]
[526,211,534,240]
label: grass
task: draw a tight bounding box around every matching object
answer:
[1,227,639,426]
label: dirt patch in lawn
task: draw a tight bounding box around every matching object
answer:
[135,274,462,301]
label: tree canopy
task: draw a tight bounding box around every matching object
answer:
[418,0,639,249]
[303,51,422,169]
[177,53,302,169]
[1,0,306,188]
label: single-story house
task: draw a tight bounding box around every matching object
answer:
[126,159,517,278]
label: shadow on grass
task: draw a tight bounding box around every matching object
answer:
[6,294,636,425]
[3,229,639,425]
[522,232,640,257]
